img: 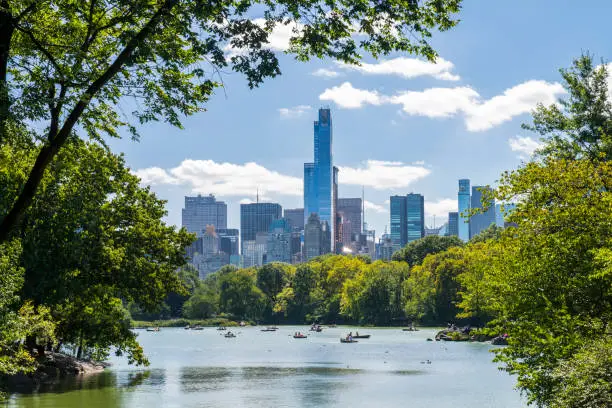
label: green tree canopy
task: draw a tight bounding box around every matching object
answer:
[392,235,464,266]
[528,54,612,161]
[474,157,612,406]
[2,139,193,364]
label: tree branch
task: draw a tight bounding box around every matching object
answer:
[14,23,65,80]
[0,0,178,243]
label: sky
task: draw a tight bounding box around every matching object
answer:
[109,0,612,238]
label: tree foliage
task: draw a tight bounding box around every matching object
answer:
[528,54,612,161]
[0,139,193,370]
[391,234,463,265]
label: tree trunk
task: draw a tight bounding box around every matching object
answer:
[0,0,178,244]
[0,4,14,144]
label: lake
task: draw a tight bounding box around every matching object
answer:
[7,326,525,408]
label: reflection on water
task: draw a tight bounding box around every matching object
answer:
[8,327,525,408]
[180,367,231,393]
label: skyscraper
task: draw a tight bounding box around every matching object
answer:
[240,202,282,255]
[333,166,339,251]
[389,194,425,250]
[217,228,239,256]
[304,213,323,261]
[284,208,305,231]
[303,108,335,253]
[390,195,407,251]
[406,193,425,243]
[458,179,471,242]
[337,198,362,239]
[448,212,459,237]
[266,218,292,264]
[303,163,315,225]
[470,186,496,238]
[182,194,227,235]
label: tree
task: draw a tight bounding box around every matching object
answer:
[402,247,467,324]
[0,240,54,376]
[469,224,503,243]
[5,139,193,364]
[480,158,612,406]
[341,261,407,325]
[392,235,463,266]
[219,269,266,320]
[275,263,317,322]
[0,0,462,242]
[183,285,219,319]
[549,337,612,408]
[528,54,612,161]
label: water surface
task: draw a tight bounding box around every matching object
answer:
[8,326,524,407]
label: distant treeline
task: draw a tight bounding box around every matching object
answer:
[131,233,496,327]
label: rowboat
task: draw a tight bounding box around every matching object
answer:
[293,334,307,339]
[146,327,160,332]
[224,332,236,338]
[352,334,370,339]
[340,338,358,343]
[217,326,227,331]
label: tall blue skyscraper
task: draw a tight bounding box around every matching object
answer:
[470,186,495,238]
[304,108,334,253]
[458,179,471,242]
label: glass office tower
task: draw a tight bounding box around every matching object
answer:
[406,193,425,243]
[458,179,471,242]
[390,195,407,251]
[303,108,334,253]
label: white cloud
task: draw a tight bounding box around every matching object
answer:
[312,68,343,78]
[279,105,311,118]
[508,135,543,157]
[425,198,457,218]
[319,82,384,109]
[133,167,179,185]
[337,57,460,81]
[225,19,302,56]
[464,80,565,131]
[136,158,432,200]
[319,80,566,131]
[136,160,302,197]
[364,200,388,213]
[390,87,479,118]
[338,160,430,189]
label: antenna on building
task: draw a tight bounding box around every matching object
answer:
[433,215,436,229]
[362,186,365,233]
[256,188,259,204]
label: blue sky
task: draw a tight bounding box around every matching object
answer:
[110,0,612,237]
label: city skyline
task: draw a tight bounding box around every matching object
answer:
[125,1,611,239]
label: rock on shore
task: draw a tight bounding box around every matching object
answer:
[7,352,108,389]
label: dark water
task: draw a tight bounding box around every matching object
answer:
[7,327,525,407]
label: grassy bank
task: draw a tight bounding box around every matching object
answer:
[131,318,246,328]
